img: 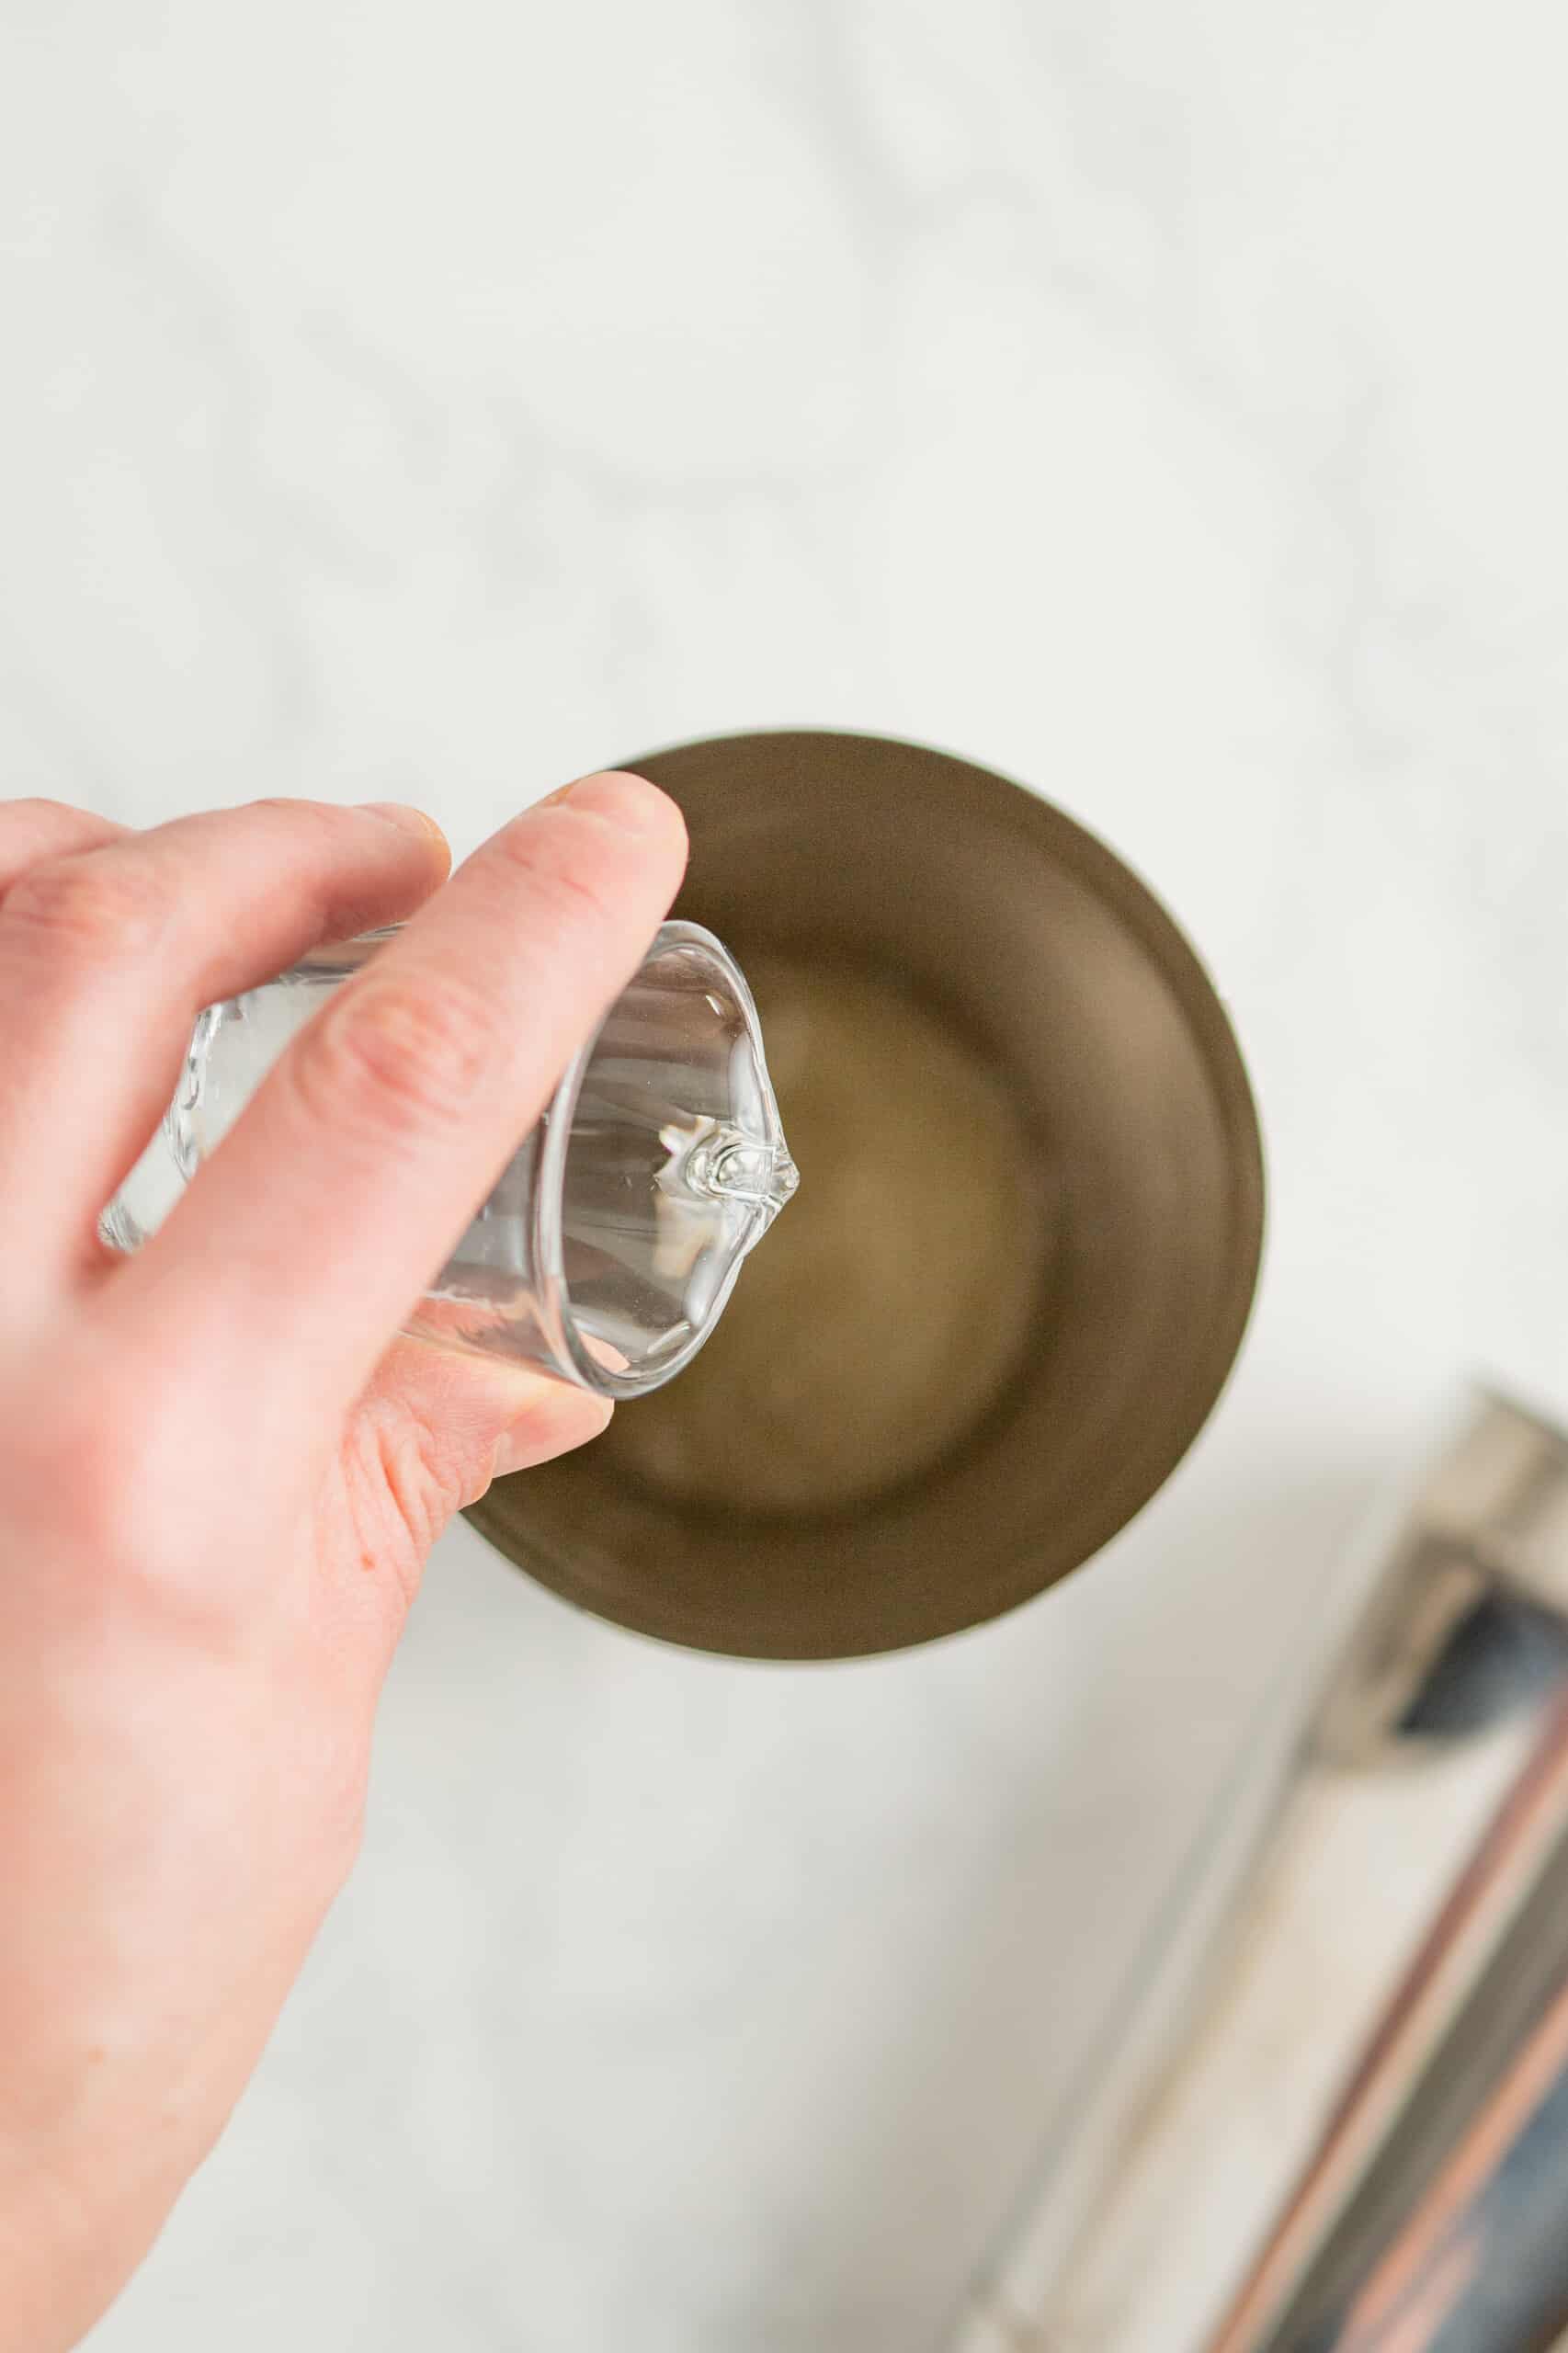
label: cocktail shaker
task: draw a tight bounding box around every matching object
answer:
[471,729,1266,1659]
[954,1388,1568,2353]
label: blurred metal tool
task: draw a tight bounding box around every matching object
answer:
[953,1389,1568,2353]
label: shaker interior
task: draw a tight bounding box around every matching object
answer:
[469,729,1263,1660]
[597,950,1051,1516]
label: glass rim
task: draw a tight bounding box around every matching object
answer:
[530,917,777,1402]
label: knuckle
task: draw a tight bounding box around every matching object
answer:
[5,848,173,961]
[244,795,334,840]
[290,970,501,1141]
[4,794,77,830]
[491,824,623,931]
[16,1353,260,1636]
[28,1407,168,1584]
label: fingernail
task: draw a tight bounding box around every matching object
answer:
[490,1396,611,1482]
[490,1433,527,1483]
[490,1427,545,1483]
[534,772,663,834]
[358,801,449,849]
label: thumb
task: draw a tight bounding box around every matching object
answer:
[351,1332,610,1544]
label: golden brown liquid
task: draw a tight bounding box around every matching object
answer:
[597,957,1052,1517]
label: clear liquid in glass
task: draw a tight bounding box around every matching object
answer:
[103,923,797,1397]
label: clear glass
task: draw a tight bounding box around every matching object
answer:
[102,921,798,1398]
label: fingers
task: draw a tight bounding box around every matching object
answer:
[358,1336,611,1515]
[109,775,687,1439]
[0,799,450,1287]
[0,798,128,893]
[327,1337,610,1687]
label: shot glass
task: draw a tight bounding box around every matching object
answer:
[103,920,797,1398]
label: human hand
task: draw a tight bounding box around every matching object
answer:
[0,776,687,2347]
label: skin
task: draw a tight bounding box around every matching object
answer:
[0,775,687,2348]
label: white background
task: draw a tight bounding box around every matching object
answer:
[4,4,1568,2347]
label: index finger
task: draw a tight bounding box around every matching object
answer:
[108,773,687,1434]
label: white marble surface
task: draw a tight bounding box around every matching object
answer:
[5,3,1568,2346]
